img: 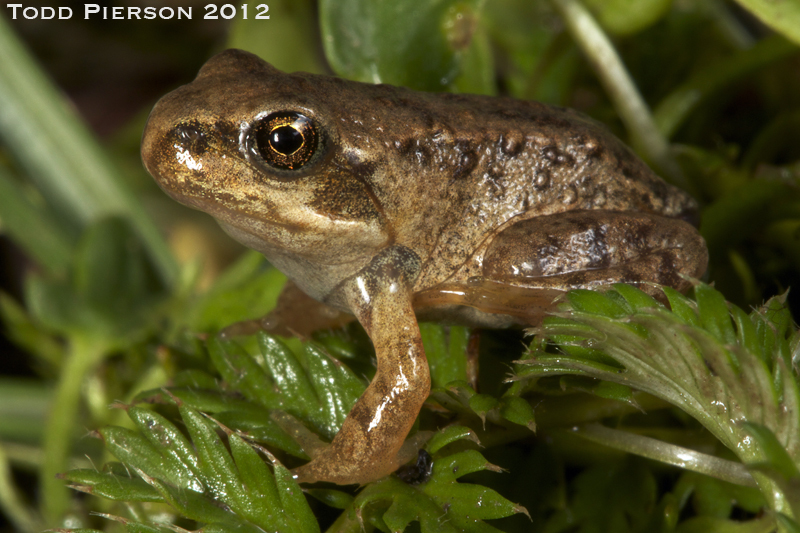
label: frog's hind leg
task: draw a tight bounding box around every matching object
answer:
[415,209,707,325]
[484,209,706,290]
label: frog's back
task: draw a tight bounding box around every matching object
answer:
[322,79,697,286]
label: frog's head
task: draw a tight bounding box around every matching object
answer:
[141,49,389,274]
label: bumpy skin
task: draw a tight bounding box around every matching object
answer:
[142,49,708,485]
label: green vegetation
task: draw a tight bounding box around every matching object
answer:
[0,0,799,532]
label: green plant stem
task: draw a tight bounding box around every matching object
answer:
[0,444,39,533]
[0,13,177,286]
[547,0,686,189]
[40,335,107,526]
[566,423,757,487]
[750,470,795,527]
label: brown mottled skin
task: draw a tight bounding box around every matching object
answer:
[141,49,708,485]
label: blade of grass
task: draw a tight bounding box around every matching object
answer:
[0,14,176,285]
[0,167,72,275]
[0,443,40,533]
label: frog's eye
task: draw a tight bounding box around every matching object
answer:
[252,111,318,170]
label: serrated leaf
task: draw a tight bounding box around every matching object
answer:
[227,434,291,531]
[213,409,307,458]
[662,286,701,327]
[695,283,738,347]
[188,252,286,332]
[127,406,202,489]
[258,334,325,428]
[179,407,248,510]
[99,426,200,492]
[144,475,261,532]
[567,289,631,318]
[273,463,320,533]
[469,394,499,425]
[427,425,481,454]
[60,468,162,502]
[207,336,282,408]
[520,283,800,516]
[421,323,470,388]
[305,488,354,510]
[499,396,536,431]
[301,342,364,438]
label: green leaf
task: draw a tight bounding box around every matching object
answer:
[228,0,323,74]
[273,463,320,533]
[257,334,326,432]
[99,426,200,492]
[126,406,203,491]
[301,343,363,437]
[421,323,470,388]
[499,396,536,431]
[227,434,291,531]
[354,449,526,533]
[732,0,800,47]
[187,252,286,332]
[425,450,528,525]
[180,407,249,509]
[320,0,487,91]
[742,423,800,479]
[584,0,671,35]
[207,336,282,409]
[694,283,738,347]
[60,468,162,502]
[520,283,800,515]
[213,409,307,458]
[25,217,168,343]
[427,425,481,454]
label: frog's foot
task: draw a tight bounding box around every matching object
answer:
[221,280,353,338]
[291,429,434,485]
[273,409,434,485]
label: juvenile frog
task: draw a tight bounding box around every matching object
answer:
[141,49,708,485]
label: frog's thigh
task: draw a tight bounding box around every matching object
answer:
[484,209,708,293]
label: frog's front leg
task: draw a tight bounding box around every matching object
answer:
[292,246,430,485]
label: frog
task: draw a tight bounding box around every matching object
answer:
[141,49,708,486]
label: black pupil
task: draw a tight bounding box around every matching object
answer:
[269,126,303,155]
